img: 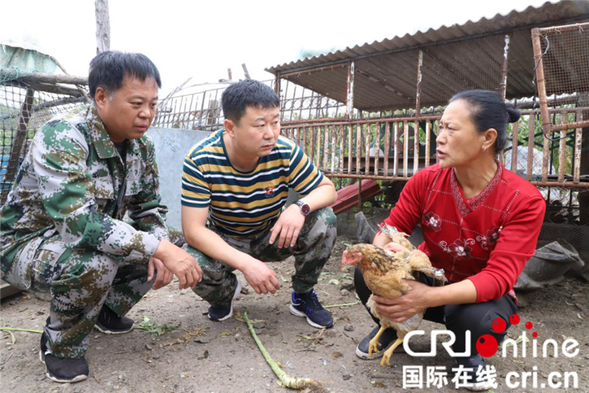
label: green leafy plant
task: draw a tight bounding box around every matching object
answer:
[135,316,179,336]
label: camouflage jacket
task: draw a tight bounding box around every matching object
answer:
[0,105,169,274]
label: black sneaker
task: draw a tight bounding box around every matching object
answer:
[290,290,333,329]
[94,306,134,334]
[355,325,398,359]
[208,280,242,322]
[39,333,88,383]
[455,354,495,391]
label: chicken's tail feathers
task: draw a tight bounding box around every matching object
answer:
[405,249,433,271]
[413,265,448,285]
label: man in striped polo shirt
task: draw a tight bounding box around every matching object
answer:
[181,79,338,328]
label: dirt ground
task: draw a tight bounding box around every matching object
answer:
[1,237,588,393]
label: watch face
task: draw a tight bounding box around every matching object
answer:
[300,202,310,216]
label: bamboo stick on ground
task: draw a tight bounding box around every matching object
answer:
[243,311,323,391]
[0,327,43,345]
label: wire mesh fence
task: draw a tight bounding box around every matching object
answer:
[0,82,84,203]
[533,22,589,133]
[153,79,354,129]
[153,84,229,130]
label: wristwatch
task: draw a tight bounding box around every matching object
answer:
[294,200,311,216]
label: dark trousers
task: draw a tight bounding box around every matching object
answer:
[354,267,517,355]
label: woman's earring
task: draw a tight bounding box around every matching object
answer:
[483,146,487,151]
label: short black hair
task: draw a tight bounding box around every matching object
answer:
[449,90,520,153]
[88,51,161,99]
[221,79,280,124]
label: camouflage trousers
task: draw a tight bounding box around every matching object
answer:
[184,207,337,307]
[2,229,184,359]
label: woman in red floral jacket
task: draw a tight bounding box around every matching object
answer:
[354,90,546,390]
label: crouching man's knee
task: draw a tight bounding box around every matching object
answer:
[48,250,119,295]
[299,207,338,248]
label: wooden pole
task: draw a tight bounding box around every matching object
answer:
[95,0,110,54]
[500,34,511,100]
[346,61,355,120]
[531,28,552,183]
[242,64,251,79]
[274,73,281,95]
[415,50,423,118]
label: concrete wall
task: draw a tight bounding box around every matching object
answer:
[148,127,210,228]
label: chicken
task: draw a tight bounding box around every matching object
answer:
[341,225,447,366]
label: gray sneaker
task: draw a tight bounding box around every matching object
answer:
[355,325,398,359]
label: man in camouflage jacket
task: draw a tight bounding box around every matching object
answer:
[0,51,201,383]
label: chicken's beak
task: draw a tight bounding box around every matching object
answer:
[341,250,352,270]
[341,250,360,270]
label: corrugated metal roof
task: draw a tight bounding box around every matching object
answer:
[266,1,589,111]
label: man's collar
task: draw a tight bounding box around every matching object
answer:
[87,105,119,159]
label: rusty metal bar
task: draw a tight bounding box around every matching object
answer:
[358,179,363,209]
[313,127,319,167]
[282,78,289,115]
[188,91,196,128]
[355,124,361,175]
[4,88,35,188]
[323,173,589,188]
[511,121,519,172]
[339,125,344,174]
[330,126,336,173]
[415,50,423,118]
[298,92,304,120]
[347,125,352,174]
[374,123,380,176]
[302,127,308,156]
[551,120,589,132]
[413,121,419,174]
[393,122,399,177]
[323,126,329,171]
[536,21,589,34]
[317,126,323,168]
[527,115,535,182]
[364,124,370,175]
[346,61,355,119]
[282,114,443,126]
[558,123,566,183]
[383,122,391,175]
[573,110,583,184]
[279,63,349,79]
[282,107,589,128]
[425,121,431,167]
[542,127,550,183]
[403,122,409,178]
[531,28,553,140]
[500,34,511,99]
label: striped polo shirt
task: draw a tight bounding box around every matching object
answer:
[181,129,324,236]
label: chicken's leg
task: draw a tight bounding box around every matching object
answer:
[380,337,404,367]
[368,326,388,356]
